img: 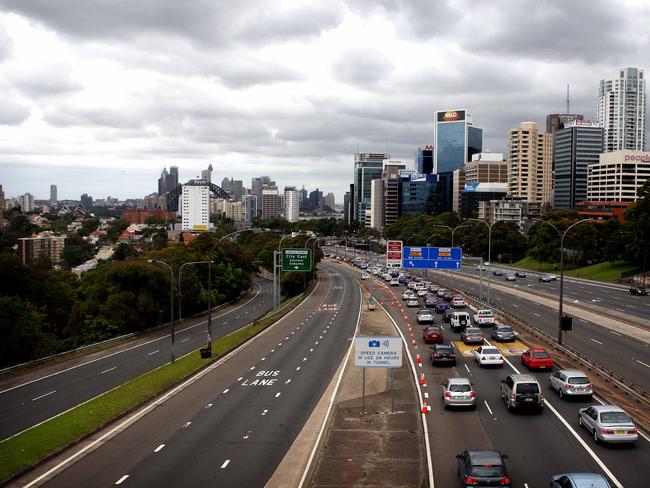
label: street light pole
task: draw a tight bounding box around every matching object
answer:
[431,224,468,290]
[148,259,175,364]
[467,218,508,305]
[532,218,594,345]
[178,260,210,322]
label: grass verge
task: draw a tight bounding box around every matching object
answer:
[0,292,306,484]
[511,257,639,283]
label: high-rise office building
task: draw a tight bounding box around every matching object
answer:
[299,187,309,210]
[507,122,553,204]
[369,179,384,230]
[382,163,405,227]
[416,145,434,174]
[546,113,585,134]
[324,192,335,210]
[181,179,210,230]
[434,110,483,173]
[0,185,4,206]
[461,182,509,219]
[597,67,646,152]
[242,194,258,221]
[261,185,279,220]
[49,185,57,208]
[80,193,93,209]
[201,164,213,185]
[353,152,387,224]
[232,180,244,201]
[553,121,604,209]
[251,176,275,216]
[587,150,650,202]
[20,193,34,212]
[454,153,507,215]
[284,186,299,222]
[308,189,323,210]
[158,166,179,197]
[400,172,453,216]
[343,187,353,225]
[221,177,232,195]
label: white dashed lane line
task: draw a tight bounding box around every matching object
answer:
[32,390,56,402]
[115,474,129,485]
[484,401,493,415]
[181,338,189,343]
[154,444,165,453]
[220,460,230,469]
[296,366,301,371]
[275,392,282,398]
[147,350,159,356]
[261,409,268,416]
[637,359,650,368]
[222,389,229,394]
[182,421,192,428]
[609,331,621,336]
[590,338,604,345]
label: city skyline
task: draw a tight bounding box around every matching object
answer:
[1,1,649,201]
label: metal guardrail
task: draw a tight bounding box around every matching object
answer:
[459,289,650,406]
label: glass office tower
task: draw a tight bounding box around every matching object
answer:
[434,110,483,173]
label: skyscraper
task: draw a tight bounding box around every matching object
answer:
[382,163,405,227]
[80,193,93,209]
[261,185,279,220]
[0,185,4,206]
[284,186,299,222]
[49,185,57,208]
[546,113,584,134]
[369,179,384,230]
[597,67,646,152]
[221,177,232,195]
[242,194,258,222]
[507,122,553,204]
[181,180,210,230]
[416,145,434,174]
[553,121,604,209]
[20,193,34,212]
[324,192,335,210]
[158,166,179,197]
[232,180,244,201]
[353,152,387,224]
[434,110,483,173]
[158,168,169,196]
[251,176,275,216]
[201,164,213,184]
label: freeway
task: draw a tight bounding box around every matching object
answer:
[30,263,361,487]
[0,278,274,441]
[366,275,650,488]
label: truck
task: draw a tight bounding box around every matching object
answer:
[473,309,496,327]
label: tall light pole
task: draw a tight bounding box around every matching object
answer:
[432,224,468,290]
[532,218,595,344]
[148,259,175,364]
[178,260,210,321]
[467,218,508,305]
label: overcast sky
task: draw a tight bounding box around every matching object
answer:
[0,0,648,202]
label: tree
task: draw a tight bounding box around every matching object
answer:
[0,296,52,367]
[624,180,650,267]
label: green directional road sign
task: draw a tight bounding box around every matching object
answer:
[282,248,312,272]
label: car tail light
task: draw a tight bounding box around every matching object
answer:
[469,391,476,398]
[444,392,451,398]
[499,476,511,485]
[511,394,515,402]
[587,383,592,389]
[628,428,638,434]
[464,476,478,485]
[450,353,456,358]
[434,353,441,358]
[565,384,574,389]
[602,428,614,434]
[540,393,544,401]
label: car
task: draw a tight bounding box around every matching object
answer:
[500,373,544,412]
[437,288,447,297]
[521,348,553,370]
[491,324,516,342]
[390,278,399,286]
[514,271,527,278]
[629,285,648,296]
[549,370,593,400]
[456,450,510,488]
[407,281,417,289]
[538,274,553,282]
[424,295,438,307]
[398,275,408,284]
[407,298,420,307]
[452,296,466,308]
[441,377,475,407]
[417,288,428,297]
[504,274,517,281]
[450,312,472,332]
[473,309,496,326]
[493,269,504,276]
[548,274,558,280]
[578,405,638,444]
[431,344,457,367]
[383,274,392,281]
[428,285,439,293]
[402,290,415,300]
[550,473,611,488]
[435,302,450,314]
[422,325,444,344]
[461,327,484,344]
[417,308,434,324]
[473,345,504,367]
[443,291,454,302]
[361,273,369,280]
[476,265,487,271]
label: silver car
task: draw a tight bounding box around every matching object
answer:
[578,405,638,444]
[441,377,477,409]
[549,370,593,399]
[491,325,516,342]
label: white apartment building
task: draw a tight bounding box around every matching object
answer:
[587,150,650,202]
[507,122,553,205]
[284,186,299,222]
[597,67,646,152]
[181,180,210,230]
[478,198,541,233]
[261,185,279,220]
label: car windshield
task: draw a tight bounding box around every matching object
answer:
[600,412,631,424]
[568,376,590,385]
[470,465,505,477]
[532,351,550,359]
[498,327,512,333]
[515,383,539,394]
[449,384,471,392]
[482,348,499,354]
[466,328,481,334]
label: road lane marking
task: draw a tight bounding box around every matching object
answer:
[222,389,229,394]
[424,392,429,399]
[464,364,471,373]
[303,357,308,362]
[296,366,301,371]
[533,313,541,317]
[315,341,319,345]
[286,379,291,384]
[32,390,56,402]
[275,392,282,398]
[609,331,621,336]
[99,366,117,375]
[636,359,650,368]
[147,350,159,356]
[115,475,129,485]
[310,348,314,352]
[182,422,192,428]
[261,357,266,361]
[237,377,243,382]
[590,338,604,345]
[271,349,275,353]
[512,304,519,308]
[261,409,268,416]
[154,444,165,453]
[220,460,230,469]
[250,366,255,370]
[181,338,189,342]
[484,401,493,415]
[205,403,213,409]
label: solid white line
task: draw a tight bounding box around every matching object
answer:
[147,350,159,356]
[590,338,604,345]
[32,390,56,402]
[484,401,493,415]
[115,474,129,485]
[154,444,165,453]
[636,359,650,368]
[275,392,281,398]
[220,459,230,469]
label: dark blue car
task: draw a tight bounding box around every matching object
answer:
[435,302,450,313]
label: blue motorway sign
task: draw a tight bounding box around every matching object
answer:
[402,246,462,269]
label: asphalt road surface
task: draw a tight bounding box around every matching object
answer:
[33,263,361,488]
[0,278,274,441]
[367,275,650,488]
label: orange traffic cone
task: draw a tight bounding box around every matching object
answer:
[416,353,422,363]
[419,374,426,386]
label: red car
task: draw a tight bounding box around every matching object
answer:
[521,348,553,370]
[422,325,444,344]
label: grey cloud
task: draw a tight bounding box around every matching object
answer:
[0,22,12,61]
[0,89,31,125]
[7,65,82,97]
[331,48,392,88]
[215,60,304,89]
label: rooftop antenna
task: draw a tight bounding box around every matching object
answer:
[566,84,570,114]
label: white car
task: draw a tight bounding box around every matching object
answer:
[390,278,399,286]
[452,297,466,308]
[402,290,415,300]
[407,298,420,307]
[361,273,369,280]
[473,309,496,326]
[473,346,504,367]
[407,281,417,289]
[383,274,392,281]
[417,288,428,297]
[476,265,487,271]
[450,312,472,332]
